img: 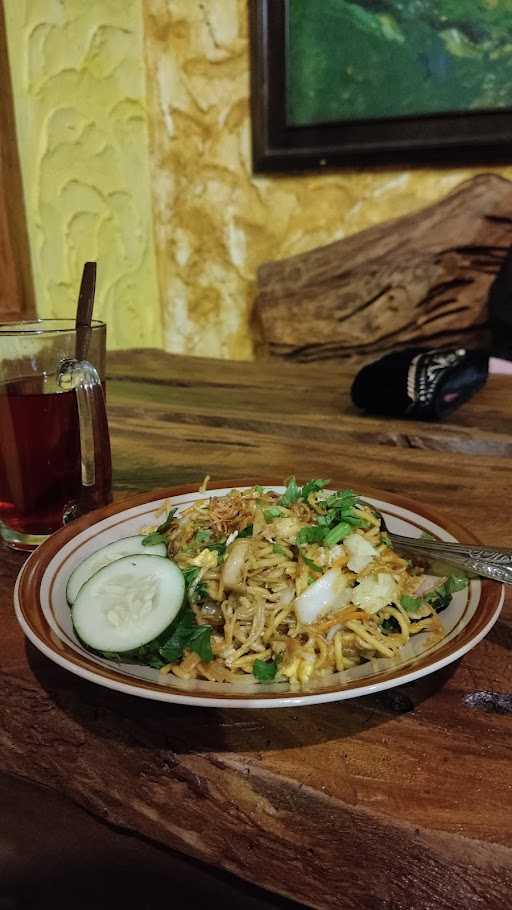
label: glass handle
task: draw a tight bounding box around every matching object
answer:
[58,358,112,513]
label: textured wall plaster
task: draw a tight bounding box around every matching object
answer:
[4,0,162,350]
[143,0,512,360]
[5,0,512,359]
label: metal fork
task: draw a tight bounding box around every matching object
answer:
[366,505,512,585]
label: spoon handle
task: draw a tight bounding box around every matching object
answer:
[390,533,512,585]
[75,262,96,362]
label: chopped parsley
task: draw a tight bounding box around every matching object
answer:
[277,480,366,550]
[425,574,468,613]
[399,575,469,618]
[446,575,469,593]
[191,529,226,557]
[182,566,208,604]
[207,541,227,557]
[141,531,167,547]
[93,601,213,670]
[381,616,400,634]
[159,605,213,664]
[141,507,177,546]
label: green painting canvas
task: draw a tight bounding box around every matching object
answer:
[287,0,512,125]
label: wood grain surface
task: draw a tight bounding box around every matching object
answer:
[2,349,512,910]
[0,1,35,322]
[254,174,512,364]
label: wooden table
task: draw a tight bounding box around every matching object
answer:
[2,349,512,909]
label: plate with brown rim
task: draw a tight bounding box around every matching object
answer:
[14,482,504,709]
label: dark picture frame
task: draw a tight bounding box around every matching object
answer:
[249,0,512,174]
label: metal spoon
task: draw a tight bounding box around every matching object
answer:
[75,261,96,361]
[58,261,102,513]
[366,504,512,586]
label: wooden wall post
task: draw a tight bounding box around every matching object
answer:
[0,0,36,322]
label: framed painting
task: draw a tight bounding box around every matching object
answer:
[249,0,512,173]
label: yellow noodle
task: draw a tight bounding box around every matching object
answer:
[156,483,452,686]
[333,632,345,672]
[345,621,396,658]
[382,605,410,642]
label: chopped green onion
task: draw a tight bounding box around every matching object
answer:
[339,514,370,528]
[279,477,300,507]
[323,521,352,547]
[400,594,421,612]
[296,525,326,546]
[302,555,323,573]
[253,659,278,682]
[301,479,330,500]
[315,510,336,527]
[264,507,283,522]
[272,543,288,557]
[325,490,358,510]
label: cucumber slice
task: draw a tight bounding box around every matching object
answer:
[66,536,167,605]
[71,554,185,654]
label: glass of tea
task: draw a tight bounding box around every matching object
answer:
[0,319,112,550]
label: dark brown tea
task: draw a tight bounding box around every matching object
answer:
[0,376,111,540]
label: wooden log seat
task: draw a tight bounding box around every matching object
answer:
[253,174,512,365]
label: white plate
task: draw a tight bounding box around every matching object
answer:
[14,483,504,709]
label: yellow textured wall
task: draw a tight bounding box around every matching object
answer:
[6,0,512,358]
[4,0,162,350]
[143,0,512,360]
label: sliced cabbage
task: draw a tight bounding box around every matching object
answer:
[344,533,377,573]
[351,572,398,614]
[191,548,219,569]
[272,515,302,543]
[295,568,352,625]
[221,538,250,590]
[328,544,344,566]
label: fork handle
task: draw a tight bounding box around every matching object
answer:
[390,534,512,585]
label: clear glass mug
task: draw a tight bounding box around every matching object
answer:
[0,319,112,550]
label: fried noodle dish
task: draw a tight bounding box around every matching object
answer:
[149,478,462,687]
